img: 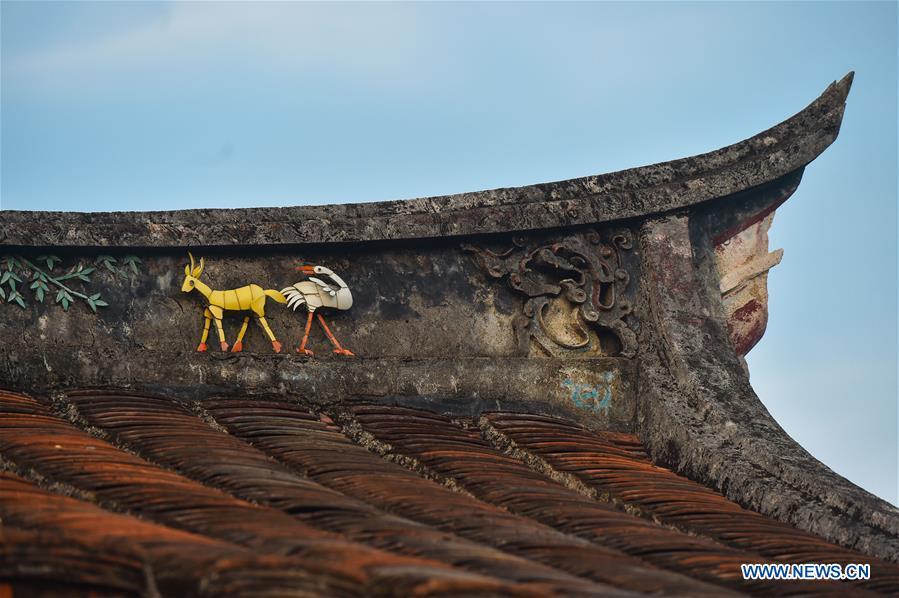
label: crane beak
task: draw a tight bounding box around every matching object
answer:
[297,265,316,275]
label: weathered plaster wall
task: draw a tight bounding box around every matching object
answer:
[1,243,512,362]
[0,226,639,430]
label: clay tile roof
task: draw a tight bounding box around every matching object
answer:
[1,388,894,597]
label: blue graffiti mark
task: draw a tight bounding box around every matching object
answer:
[561,371,616,416]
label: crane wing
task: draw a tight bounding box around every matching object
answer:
[280,285,308,311]
[308,276,338,297]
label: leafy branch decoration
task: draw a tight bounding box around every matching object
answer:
[1,254,141,312]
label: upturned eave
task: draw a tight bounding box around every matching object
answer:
[0,73,853,248]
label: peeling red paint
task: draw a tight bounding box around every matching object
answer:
[728,299,767,355]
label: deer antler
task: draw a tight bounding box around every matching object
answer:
[186,252,204,278]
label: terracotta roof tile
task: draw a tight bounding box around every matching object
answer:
[484,412,899,594]
[348,403,878,595]
[201,396,728,596]
[0,388,889,595]
[0,390,550,597]
[64,390,630,596]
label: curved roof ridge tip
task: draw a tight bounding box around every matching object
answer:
[836,69,855,93]
[0,72,855,248]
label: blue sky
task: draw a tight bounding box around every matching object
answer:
[2,1,896,504]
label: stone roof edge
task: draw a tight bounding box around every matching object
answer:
[639,214,899,562]
[1,73,853,248]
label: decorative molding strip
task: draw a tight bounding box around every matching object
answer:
[0,355,636,431]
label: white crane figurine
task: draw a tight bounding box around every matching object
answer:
[281,264,355,356]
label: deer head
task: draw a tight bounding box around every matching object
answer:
[181,252,205,293]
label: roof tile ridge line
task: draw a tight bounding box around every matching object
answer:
[175,395,341,477]
[0,453,104,512]
[324,403,479,501]
[184,397,232,435]
[53,391,276,509]
[192,396,483,526]
[477,415,602,502]
[65,391,383,516]
[479,416,872,555]
[197,399,644,592]
[0,72,851,223]
[0,440,227,565]
[477,415,722,545]
[0,458,165,598]
[49,393,543,592]
[0,391,130,513]
[475,416,851,574]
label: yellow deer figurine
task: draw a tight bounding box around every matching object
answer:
[181,253,286,353]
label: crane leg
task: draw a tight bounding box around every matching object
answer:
[296,311,315,356]
[197,309,212,352]
[232,316,250,352]
[317,314,354,356]
[255,316,282,353]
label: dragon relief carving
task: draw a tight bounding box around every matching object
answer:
[463,229,637,358]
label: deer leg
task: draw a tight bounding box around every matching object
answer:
[254,316,282,353]
[232,316,250,352]
[197,309,212,352]
[296,311,315,356]
[317,313,354,356]
[213,317,229,352]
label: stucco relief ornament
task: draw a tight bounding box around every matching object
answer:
[282,265,354,356]
[0,254,139,312]
[181,253,286,353]
[463,229,637,358]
